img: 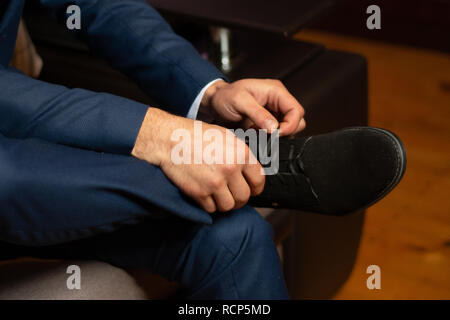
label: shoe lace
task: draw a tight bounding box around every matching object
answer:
[275,144,305,184]
[274,138,319,201]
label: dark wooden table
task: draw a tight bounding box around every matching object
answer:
[148,0,337,37]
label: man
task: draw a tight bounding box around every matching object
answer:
[0,0,406,299]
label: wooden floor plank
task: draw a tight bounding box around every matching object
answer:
[295,30,450,299]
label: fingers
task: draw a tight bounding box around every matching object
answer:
[237,80,304,136]
[213,186,236,212]
[293,118,306,135]
[212,167,261,212]
[198,195,217,213]
[227,172,251,209]
[214,79,305,137]
[272,84,305,136]
[198,173,253,213]
[234,91,279,133]
[244,79,304,136]
[279,106,302,136]
[243,162,265,196]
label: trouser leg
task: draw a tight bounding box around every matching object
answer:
[0,133,289,299]
[0,133,210,246]
[1,206,289,299]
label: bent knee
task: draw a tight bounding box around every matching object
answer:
[205,206,274,256]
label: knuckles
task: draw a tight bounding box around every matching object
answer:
[264,78,283,87]
[208,176,225,190]
[229,91,246,107]
[191,187,210,200]
[272,79,283,87]
[221,163,239,174]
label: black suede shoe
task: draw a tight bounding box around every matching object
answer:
[249,127,407,215]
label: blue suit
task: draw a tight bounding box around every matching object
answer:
[0,0,288,299]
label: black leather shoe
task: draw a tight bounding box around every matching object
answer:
[249,127,407,215]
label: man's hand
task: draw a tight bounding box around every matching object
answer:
[201,79,306,136]
[132,107,265,213]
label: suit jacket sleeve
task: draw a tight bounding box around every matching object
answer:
[0,133,212,246]
[0,67,148,154]
[0,68,213,244]
[40,0,225,116]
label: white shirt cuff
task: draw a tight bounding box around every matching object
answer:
[186,79,223,119]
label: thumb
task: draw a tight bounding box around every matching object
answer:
[236,92,279,133]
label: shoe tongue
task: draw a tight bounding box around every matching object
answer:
[254,135,308,160]
[249,134,320,210]
[251,134,310,174]
[275,136,311,176]
[279,136,309,158]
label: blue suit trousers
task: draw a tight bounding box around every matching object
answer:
[0,134,289,299]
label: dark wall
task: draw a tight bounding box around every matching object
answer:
[311,0,450,53]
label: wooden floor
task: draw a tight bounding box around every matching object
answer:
[295,30,450,299]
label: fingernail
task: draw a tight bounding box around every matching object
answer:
[264,119,278,132]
